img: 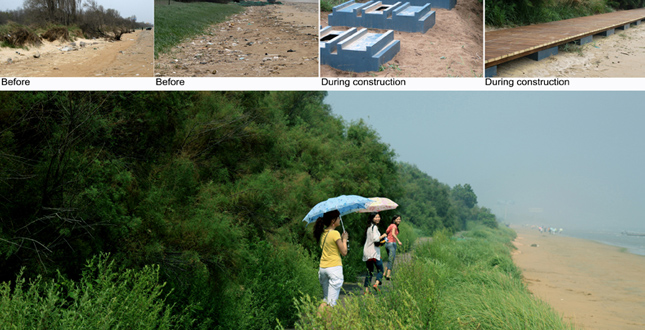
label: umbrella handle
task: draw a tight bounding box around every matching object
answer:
[339,215,348,250]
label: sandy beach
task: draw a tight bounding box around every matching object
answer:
[512,226,645,329]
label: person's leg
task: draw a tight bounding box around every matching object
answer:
[385,243,394,279]
[318,268,330,309]
[384,243,392,278]
[326,266,344,307]
[364,260,374,294]
[374,259,384,286]
[386,243,398,278]
[319,268,330,303]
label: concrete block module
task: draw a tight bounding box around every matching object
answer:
[320,27,401,72]
[328,0,436,33]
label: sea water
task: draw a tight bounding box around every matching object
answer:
[560,228,645,256]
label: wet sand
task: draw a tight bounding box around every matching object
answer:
[512,226,645,329]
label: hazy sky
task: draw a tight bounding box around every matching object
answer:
[0,0,153,23]
[325,92,645,231]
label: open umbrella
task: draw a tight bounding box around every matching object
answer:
[358,197,398,213]
[302,195,372,232]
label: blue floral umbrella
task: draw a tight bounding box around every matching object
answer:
[302,195,372,232]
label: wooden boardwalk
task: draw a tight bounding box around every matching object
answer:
[485,8,645,68]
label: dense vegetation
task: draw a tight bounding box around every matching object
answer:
[1,91,500,328]
[292,224,576,329]
[0,0,151,48]
[486,0,645,27]
[154,0,243,57]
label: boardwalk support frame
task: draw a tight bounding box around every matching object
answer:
[485,66,497,78]
[595,28,614,37]
[527,46,558,61]
[574,35,593,45]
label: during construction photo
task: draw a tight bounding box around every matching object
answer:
[485,0,645,77]
[320,0,483,77]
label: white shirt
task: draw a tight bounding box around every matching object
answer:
[362,224,382,262]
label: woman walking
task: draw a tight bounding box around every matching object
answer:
[384,215,403,280]
[314,210,348,309]
[362,212,387,294]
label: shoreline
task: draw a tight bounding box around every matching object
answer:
[512,226,645,329]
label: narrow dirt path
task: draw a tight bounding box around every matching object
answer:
[337,237,432,303]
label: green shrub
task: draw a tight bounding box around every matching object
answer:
[486,0,613,27]
[320,0,345,12]
[396,221,418,254]
[217,241,320,329]
[0,254,189,330]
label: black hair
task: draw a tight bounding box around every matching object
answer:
[313,210,341,243]
[363,212,380,244]
[391,214,401,227]
[366,212,380,229]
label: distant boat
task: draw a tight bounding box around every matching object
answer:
[622,231,645,237]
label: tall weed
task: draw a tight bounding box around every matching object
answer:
[0,254,189,330]
[291,225,574,329]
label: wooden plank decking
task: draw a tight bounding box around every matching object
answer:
[485,8,645,68]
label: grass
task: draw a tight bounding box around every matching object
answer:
[559,42,584,56]
[378,63,402,72]
[321,0,346,12]
[289,224,578,329]
[0,254,190,329]
[154,0,244,57]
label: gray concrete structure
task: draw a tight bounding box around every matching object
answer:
[320,26,401,72]
[595,28,614,37]
[527,46,558,61]
[485,66,497,78]
[328,0,436,33]
[574,35,593,45]
[382,0,455,10]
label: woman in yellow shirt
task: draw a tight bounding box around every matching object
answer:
[313,210,348,308]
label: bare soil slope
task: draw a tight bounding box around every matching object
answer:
[321,0,483,78]
[155,1,318,77]
[0,29,154,77]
